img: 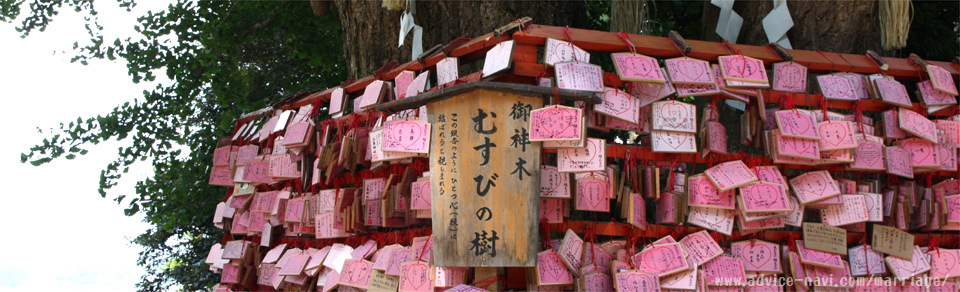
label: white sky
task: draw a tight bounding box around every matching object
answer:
[0,1,175,291]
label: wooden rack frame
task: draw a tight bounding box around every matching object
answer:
[232,22,959,245]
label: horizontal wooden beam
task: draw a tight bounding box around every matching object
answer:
[550,220,960,248]
[375,81,602,113]
[513,24,960,79]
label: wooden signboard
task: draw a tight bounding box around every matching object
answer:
[428,88,543,267]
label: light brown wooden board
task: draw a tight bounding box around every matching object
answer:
[429,89,543,267]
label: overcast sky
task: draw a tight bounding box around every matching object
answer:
[0,1,174,291]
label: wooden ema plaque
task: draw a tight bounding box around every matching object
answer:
[428,88,543,267]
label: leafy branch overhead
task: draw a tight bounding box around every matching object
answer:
[5,1,345,291]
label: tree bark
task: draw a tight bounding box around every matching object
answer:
[700,0,893,55]
[332,0,588,78]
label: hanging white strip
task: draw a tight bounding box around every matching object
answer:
[762,0,794,49]
[398,6,424,61]
[711,0,743,43]
[411,25,423,61]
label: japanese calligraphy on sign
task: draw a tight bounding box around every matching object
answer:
[428,89,542,267]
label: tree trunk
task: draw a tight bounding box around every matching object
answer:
[332,0,588,78]
[700,0,893,55]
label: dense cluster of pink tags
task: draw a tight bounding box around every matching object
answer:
[205,32,960,291]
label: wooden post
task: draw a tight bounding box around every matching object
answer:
[428,88,543,267]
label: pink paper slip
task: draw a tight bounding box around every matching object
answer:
[927,64,959,96]
[575,178,610,212]
[816,121,857,150]
[928,248,960,278]
[796,240,844,269]
[540,165,571,198]
[536,249,575,285]
[382,119,431,154]
[835,72,870,100]
[329,87,345,115]
[406,72,429,98]
[445,285,488,292]
[848,245,886,276]
[789,171,841,204]
[705,121,728,154]
[530,105,583,141]
[658,258,696,290]
[582,272,612,291]
[718,55,769,83]
[613,271,660,292]
[775,110,820,139]
[665,57,714,85]
[554,62,604,93]
[394,71,415,99]
[651,100,696,133]
[687,206,735,235]
[739,182,790,213]
[849,140,886,170]
[899,108,938,142]
[703,160,758,191]
[651,130,697,153]
[919,80,958,106]
[436,57,459,86]
[384,248,411,277]
[687,174,736,209]
[279,252,310,276]
[945,195,960,223]
[482,40,514,78]
[358,80,385,110]
[701,255,747,286]
[936,120,960,147]
[678,230,723,265]
[540,198,568,223]
[875,79,912,107]
[409,180,431,210]
[338,259,373,289]
[820,194,870,226]
[731,240,782,273]
[557,138,605,173]
[632,243,690,277]
[674,82,720,97]
[434,267,467,287]
[595,87,641,125]
[399,261,433,292]
[772,61,807,93]
[581,244,612,270]
[557,229,584,272]
[209,166,234,186]
[885,146,915,178]
[629,69,676,108]
[773,132,821,160]
[753,166,787,185]
[895,138,940,168]
[818,75,858,100]
[886,246,931,280]
[612,52,665,83]
[363,178,386,201]
[544,38,590,66]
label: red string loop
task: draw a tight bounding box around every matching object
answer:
[617,30,637,55]
[820,94,830,122]
[816,50,837,71]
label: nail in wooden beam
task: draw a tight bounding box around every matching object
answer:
[416,44,444,64]
[908,53,930,69]
[668,30,692,56]
[866,50,889,71]
[495,16,532,37]
[768,43,793,61]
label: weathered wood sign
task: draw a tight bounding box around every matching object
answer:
[428,89,542,267]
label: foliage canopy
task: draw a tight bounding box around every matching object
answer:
[4,0,345,290]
